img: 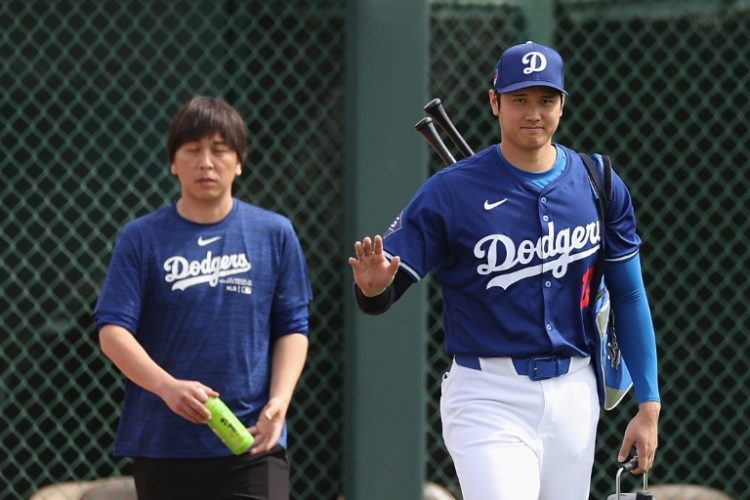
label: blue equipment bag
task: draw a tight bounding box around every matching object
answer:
[580,153,633,411]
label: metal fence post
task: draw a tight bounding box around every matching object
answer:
[522,0,555,45]
[344,0,428,499]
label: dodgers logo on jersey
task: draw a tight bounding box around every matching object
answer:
[521,51,547,75]
[474,221,600,290]
[163,251,252,291]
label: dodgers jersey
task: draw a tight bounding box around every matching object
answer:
[383,144,640,358]
[94,199,312,458]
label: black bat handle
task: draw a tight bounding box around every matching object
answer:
[415,117,456,166]
[423,98,474,158]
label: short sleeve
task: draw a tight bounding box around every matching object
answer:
[270,220,313,336]
[382,174,452,280]
[93,224,145,334]
[593,154,642,262]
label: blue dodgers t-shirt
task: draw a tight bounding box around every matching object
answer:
[94,199,312,458]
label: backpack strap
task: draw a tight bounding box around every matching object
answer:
[580,152,612,218]
[579,152,612,299]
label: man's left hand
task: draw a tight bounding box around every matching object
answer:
[248,397,288,455]
[618,401,661,474]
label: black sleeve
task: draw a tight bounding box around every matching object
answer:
[353,268,416,315]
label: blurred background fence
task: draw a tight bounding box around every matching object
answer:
[2,0,748,498]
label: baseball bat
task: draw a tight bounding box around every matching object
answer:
[415,117,456,165]
[423,98,474,157]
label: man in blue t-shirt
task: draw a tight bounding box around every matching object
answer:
[94,96,312,500]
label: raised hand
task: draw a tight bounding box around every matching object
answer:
[348,235,401,297]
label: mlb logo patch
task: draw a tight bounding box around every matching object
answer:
[383,211,403,237]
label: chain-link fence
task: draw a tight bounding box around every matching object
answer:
[2,1,346,498]
[2,0,748,499]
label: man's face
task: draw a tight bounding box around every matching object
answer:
[490,86,565,151]
[170,132,242,204]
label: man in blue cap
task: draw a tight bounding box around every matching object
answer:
[348,41,660,499]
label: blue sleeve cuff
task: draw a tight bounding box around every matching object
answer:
[270,304,309,339]
[605,255,660,403]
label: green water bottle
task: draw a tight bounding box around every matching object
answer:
[205,397,254,455]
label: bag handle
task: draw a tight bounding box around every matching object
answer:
[615,458,649,497]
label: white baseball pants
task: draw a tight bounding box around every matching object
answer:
[440,357,599,500]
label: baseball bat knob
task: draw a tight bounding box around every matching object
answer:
[414,116,433,131]
[423,98,442,112]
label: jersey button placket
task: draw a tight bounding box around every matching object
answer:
[540,195,553,340]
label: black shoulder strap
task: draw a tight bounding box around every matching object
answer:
[579,152,612,216]
[579,152,612,297]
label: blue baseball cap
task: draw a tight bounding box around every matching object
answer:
[493,41,567,95]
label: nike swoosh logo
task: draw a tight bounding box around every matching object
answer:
[483,198,508,210]
[197,236,222,247]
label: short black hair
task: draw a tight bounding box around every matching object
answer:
[167,96,248,163]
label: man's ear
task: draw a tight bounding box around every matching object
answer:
[489,89,499,117]
[560,94,566,116]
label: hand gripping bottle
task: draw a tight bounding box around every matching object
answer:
[205,397,254,455]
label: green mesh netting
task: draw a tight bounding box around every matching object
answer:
[2,1,345,498]
[3,1,748,499]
